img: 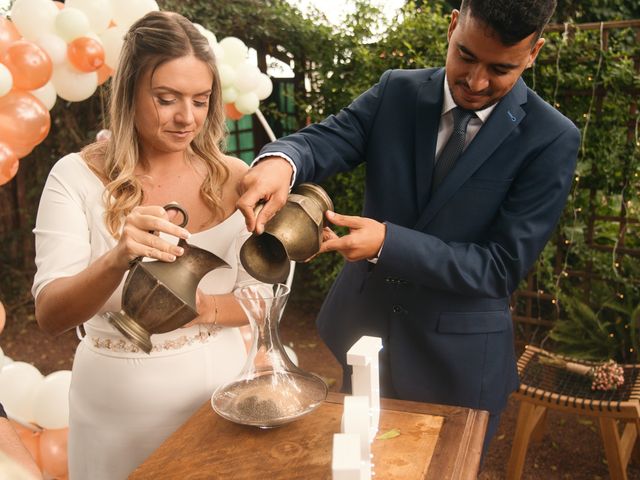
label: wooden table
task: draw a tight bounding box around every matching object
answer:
[130,392,488,479]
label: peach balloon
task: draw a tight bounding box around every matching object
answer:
[0,91,50,158]
[0,142,19,185]
[224,102,243,121]
[96,63,113,86]
[68,37,105,73]
[39,428,68,478]
[11,421,42,468]
[0,18,21,56]
[0,300,5,334]
[3,40,53,91]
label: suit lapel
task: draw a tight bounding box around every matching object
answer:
[414,69,445,213]
[413,78,528,231]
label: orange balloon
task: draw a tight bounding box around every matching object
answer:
[96,64,113,86]
[0,142,18,186]
[0,300,5,332]
[68,37,105,73]
[0,17,21,56]
[0,91,50,157]
[10,421,42,468]
[2,40,53,91]
[225,102,243,121]
[39,428,68,478]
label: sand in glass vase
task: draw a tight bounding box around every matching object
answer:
[211,283,328,428]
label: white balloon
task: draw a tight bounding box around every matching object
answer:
[99,26,126,70]
[110,0,159,31]
[217,63,236,89]
[32,370,72,429]
[193,23,217,48]
[96,128,112,141]
[255,73,273,101]
[0,362,43,423]
[235,92,259,115]
[0,64,13,98]
[84,31,103,44]
[2,354,13,367]
[212,43,225,63]
[219,37,248,66]
[66,0,113,34]
[30,81,57,111]
[55,7,92,42]
[52,62,98,102]
[10,0,58,41]
[35,33,68,65]
[221,87,238,104]
[234,63,261,94]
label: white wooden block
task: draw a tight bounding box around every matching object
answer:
[347,336,383,366]
[332,433,366,480]
[347,336,382,440]
[341,396,371,459]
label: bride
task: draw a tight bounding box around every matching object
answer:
[32,11,259,479]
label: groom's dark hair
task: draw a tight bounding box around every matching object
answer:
[460,0,557,45]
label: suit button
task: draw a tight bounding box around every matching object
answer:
[392,305,405,314]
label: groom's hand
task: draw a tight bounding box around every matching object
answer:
[236,157,293,234]
[318,211,385,262]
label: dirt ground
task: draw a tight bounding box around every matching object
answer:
[3,299,640,479]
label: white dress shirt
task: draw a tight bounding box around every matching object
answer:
[436,74,497,161]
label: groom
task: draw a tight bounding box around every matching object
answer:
[238,0,579,453]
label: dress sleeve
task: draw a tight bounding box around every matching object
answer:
[31,155,93,300]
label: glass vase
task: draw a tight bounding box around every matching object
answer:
[211,283,328,428]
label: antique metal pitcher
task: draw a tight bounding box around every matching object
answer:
[105,205,230,353]
[239,183,333,284]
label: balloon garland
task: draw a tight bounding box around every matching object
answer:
[0,298,72,479]
[0,0,274,186]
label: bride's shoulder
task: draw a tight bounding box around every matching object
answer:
[223,155,249,176]
[79,142,109,183]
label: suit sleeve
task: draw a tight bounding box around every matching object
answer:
[375,125,580,298]
[258,70,392,182]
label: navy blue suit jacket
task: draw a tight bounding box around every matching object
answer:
[260,68,580,415]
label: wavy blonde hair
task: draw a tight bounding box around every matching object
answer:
[83,11,228,237]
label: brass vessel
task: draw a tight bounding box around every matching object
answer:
[239,183,333,284]
[106,205,230,353]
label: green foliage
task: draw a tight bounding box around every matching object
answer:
[554,0,640,22]
[549,292,640,363]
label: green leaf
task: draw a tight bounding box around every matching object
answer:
[376,428,401,440]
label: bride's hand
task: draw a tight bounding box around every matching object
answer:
[111,205,191,271]
[182,289,217,328]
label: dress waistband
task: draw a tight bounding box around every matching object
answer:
[83,322,223,357]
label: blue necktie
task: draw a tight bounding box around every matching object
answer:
[432,107,475,190]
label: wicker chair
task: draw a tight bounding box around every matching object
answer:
[507,345,640,480]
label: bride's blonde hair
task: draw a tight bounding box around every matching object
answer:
[82,11,228,237]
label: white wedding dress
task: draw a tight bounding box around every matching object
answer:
[32,153,255,480]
